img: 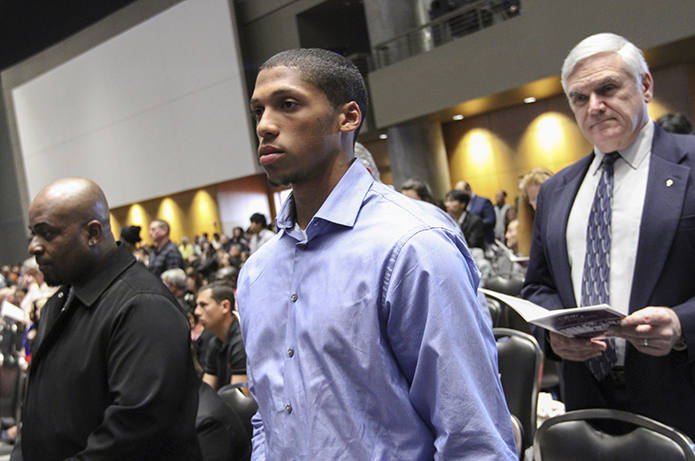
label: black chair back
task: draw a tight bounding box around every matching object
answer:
[486,298,502,327]
[218,384,258,442]
[534,409,695,461]
[494,328,542,451]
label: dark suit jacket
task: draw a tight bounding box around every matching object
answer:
[467,194,496,244]
[460,212,486,250]
[522,124,695,439]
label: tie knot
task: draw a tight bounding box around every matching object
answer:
[602,152,620,166]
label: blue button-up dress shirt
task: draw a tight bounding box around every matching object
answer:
[237,161,517,460]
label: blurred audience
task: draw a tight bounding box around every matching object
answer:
[120,225,147,263]
[455,180,497,246]
[400,177,437,204]
[247,213,275,255]
[517,167,553,256]
[148,219,185,277]
[494,190,512,243]
[656,112,693,134]
[445,189,486,250]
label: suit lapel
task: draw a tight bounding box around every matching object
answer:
[546,155,593,308]
[630,128,690,311]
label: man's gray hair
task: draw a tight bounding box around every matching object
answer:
[161,268,187,290]
[354,142,380,182]
[561,33,649,94]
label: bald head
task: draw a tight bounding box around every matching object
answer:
[454,180,471,193]
[29,178,116,286]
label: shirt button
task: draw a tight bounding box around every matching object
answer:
[291,293,298,302]
[58,292,64,298]
[285,404,292,414]
[287,348,294,357]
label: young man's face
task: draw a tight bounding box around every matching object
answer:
[444,197,466,218]
[194,288,227,331]
[249,65,346,188]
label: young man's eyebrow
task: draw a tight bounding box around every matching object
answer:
[250,87,297,106]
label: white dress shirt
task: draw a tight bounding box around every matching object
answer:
[567,121,653,361]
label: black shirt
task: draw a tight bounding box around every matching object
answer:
[203,318,247,386]
[16,244,202,461]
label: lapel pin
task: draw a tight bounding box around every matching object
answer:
[666,179,674,187]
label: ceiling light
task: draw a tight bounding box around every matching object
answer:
[379,133,388,139]
[524,97,537,104]
[452,114,464,120]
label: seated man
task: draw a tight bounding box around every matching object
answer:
[195,282,247,391]
[445,189,486,250]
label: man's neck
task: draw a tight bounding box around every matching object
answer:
[291,158,354,230]
[157,237,169,250]
[213,315,235,341]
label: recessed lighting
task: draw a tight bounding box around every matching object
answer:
[524,97,536,104]
[452,114,464,120]
[379,133,388,139]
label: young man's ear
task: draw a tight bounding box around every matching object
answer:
[338,101,362,134]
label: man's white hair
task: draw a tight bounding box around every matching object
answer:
[354,142,380,182]
[561,33,649,94]
[161,268,187,290]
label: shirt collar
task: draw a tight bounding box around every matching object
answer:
[592,120,654,175]
[457,211,467,225]
[275,159,374,233]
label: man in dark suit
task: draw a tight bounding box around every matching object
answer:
[445,189,486,250]
[455,181,496,245]
[522,33,695,439]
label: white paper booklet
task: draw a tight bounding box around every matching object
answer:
[481,288,625,337]
[1,299,25,322]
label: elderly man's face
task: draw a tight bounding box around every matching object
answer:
[28,199,91,286]
[566,52,653,153]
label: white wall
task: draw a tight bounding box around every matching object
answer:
[9,0,258,207]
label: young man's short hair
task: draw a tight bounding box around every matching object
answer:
[198,281,235,306]
[446,189,471,206]
[260,48,369,139]
[249,213,267,227]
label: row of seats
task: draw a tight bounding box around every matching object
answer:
[488,288,695,460]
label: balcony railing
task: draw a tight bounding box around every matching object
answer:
[371,0,520,70]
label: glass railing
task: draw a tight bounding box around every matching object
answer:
[372,0,520,70]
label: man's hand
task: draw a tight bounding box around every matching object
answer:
[608,307,683,356]
[549,331,607,362]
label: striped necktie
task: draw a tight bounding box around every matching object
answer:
[582,152,620,380]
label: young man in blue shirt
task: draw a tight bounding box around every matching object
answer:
[238,48,516,460]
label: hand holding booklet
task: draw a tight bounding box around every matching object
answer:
[480,288,625,338]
